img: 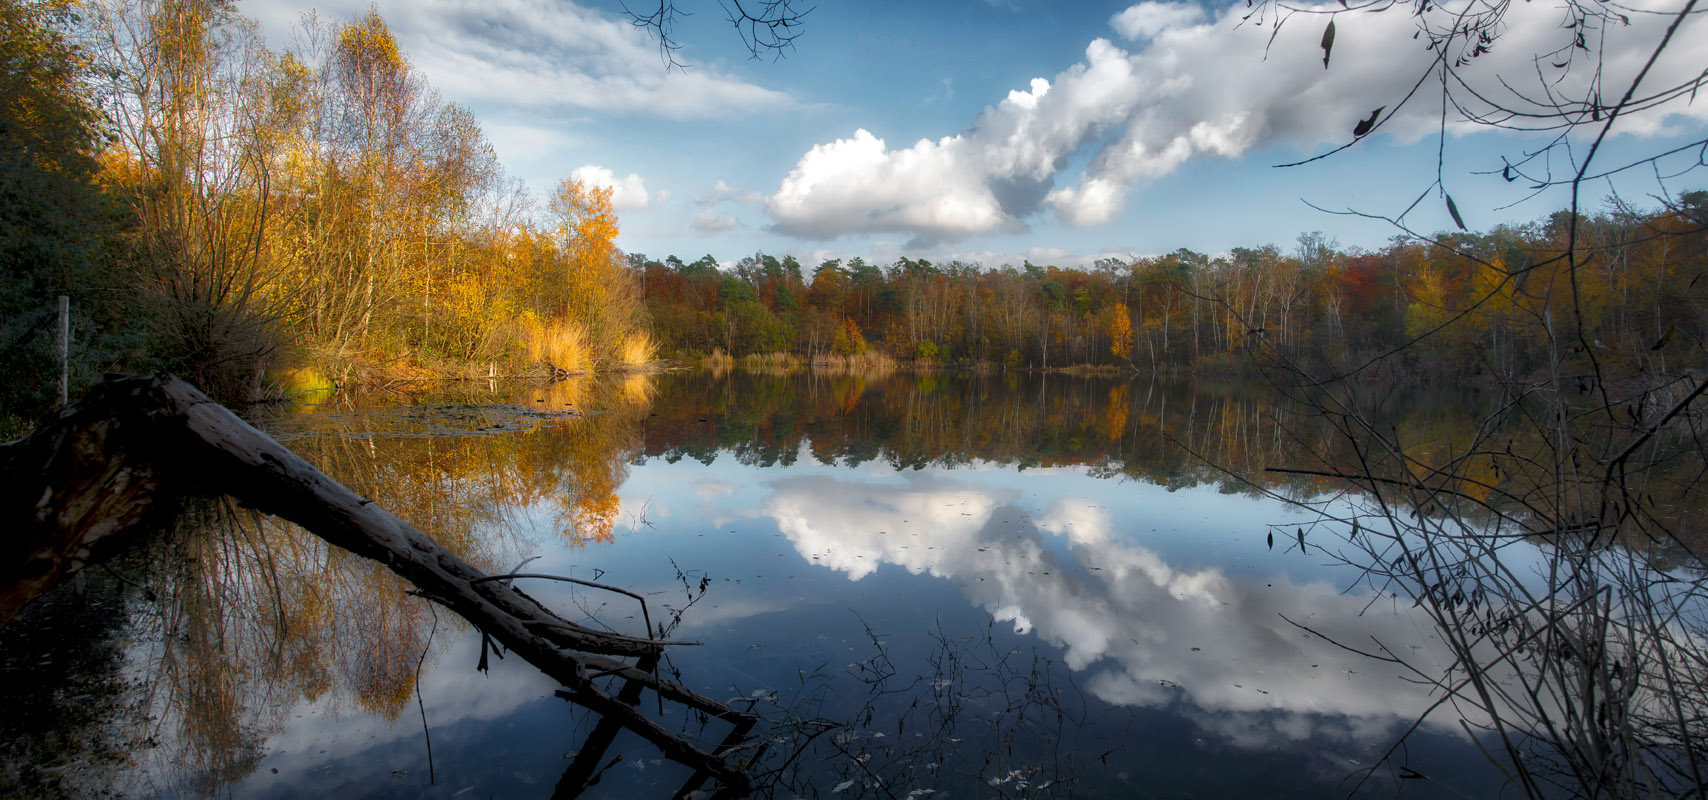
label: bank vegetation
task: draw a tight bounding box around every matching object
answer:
[1,0,651,433]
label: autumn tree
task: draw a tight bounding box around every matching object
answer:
[60,1,662,390]
[1104,302,1134,363]
[268,10,504,368]
[0,0,136,424]
[85,0,292,401]
[531,176,651,369]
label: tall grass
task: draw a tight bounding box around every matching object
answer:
[811,350,898,376]
[519,316,591,374]
[615,331,658,368]
[703,348,735,376]
[739,352,801,374]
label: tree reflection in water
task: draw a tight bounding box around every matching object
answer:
[1,376,659,797]
[6,369,1653,797]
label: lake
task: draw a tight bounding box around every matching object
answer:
[0,370,1521,798]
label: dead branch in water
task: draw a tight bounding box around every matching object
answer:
[0,373,755,794]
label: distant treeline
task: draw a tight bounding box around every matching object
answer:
[629,370,1707,561]
[630,200,1707,377]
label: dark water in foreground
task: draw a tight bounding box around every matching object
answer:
[0,370,1518,798]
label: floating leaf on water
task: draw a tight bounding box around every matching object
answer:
[832,780,855,793]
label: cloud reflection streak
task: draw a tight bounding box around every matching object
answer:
[765,470,1469,750]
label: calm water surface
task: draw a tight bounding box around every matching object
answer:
[0,370,1515,798]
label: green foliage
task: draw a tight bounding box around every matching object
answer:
[718,276,758,309]
[774,284,799,312]
[731,302,794,353]
[0,2,141,423]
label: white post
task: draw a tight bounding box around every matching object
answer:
[57,295,69,408]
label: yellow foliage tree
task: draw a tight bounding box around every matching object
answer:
[535,176,649,367]
[1105,302,1134,362]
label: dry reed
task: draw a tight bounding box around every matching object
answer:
[739,352,802,374]
[615,331,658,368]
[810,350,898,376]
[520,317,592,374]
[703,348,735,375]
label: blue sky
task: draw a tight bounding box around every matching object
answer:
[247,0,1707,268]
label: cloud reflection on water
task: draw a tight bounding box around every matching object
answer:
[763,468,1465,750]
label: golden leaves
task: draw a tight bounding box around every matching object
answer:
[1104,302,1134,362]
[334,9,405,75]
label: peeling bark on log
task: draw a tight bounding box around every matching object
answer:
[0,374,754,793]
[1,376,185,625]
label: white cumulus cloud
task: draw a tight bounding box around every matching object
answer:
[767,0,1706,243]
[570,164,651,210]
[1110,1,1205,39]
[767,129,1019,245]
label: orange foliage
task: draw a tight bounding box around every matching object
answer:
[1105,302,1133,362]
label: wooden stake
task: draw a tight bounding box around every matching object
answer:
[56,296,68,409]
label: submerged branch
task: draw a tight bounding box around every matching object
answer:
[0,373,755,792]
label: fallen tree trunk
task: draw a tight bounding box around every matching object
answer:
[1,375,187,624]
[0,374,755,794]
